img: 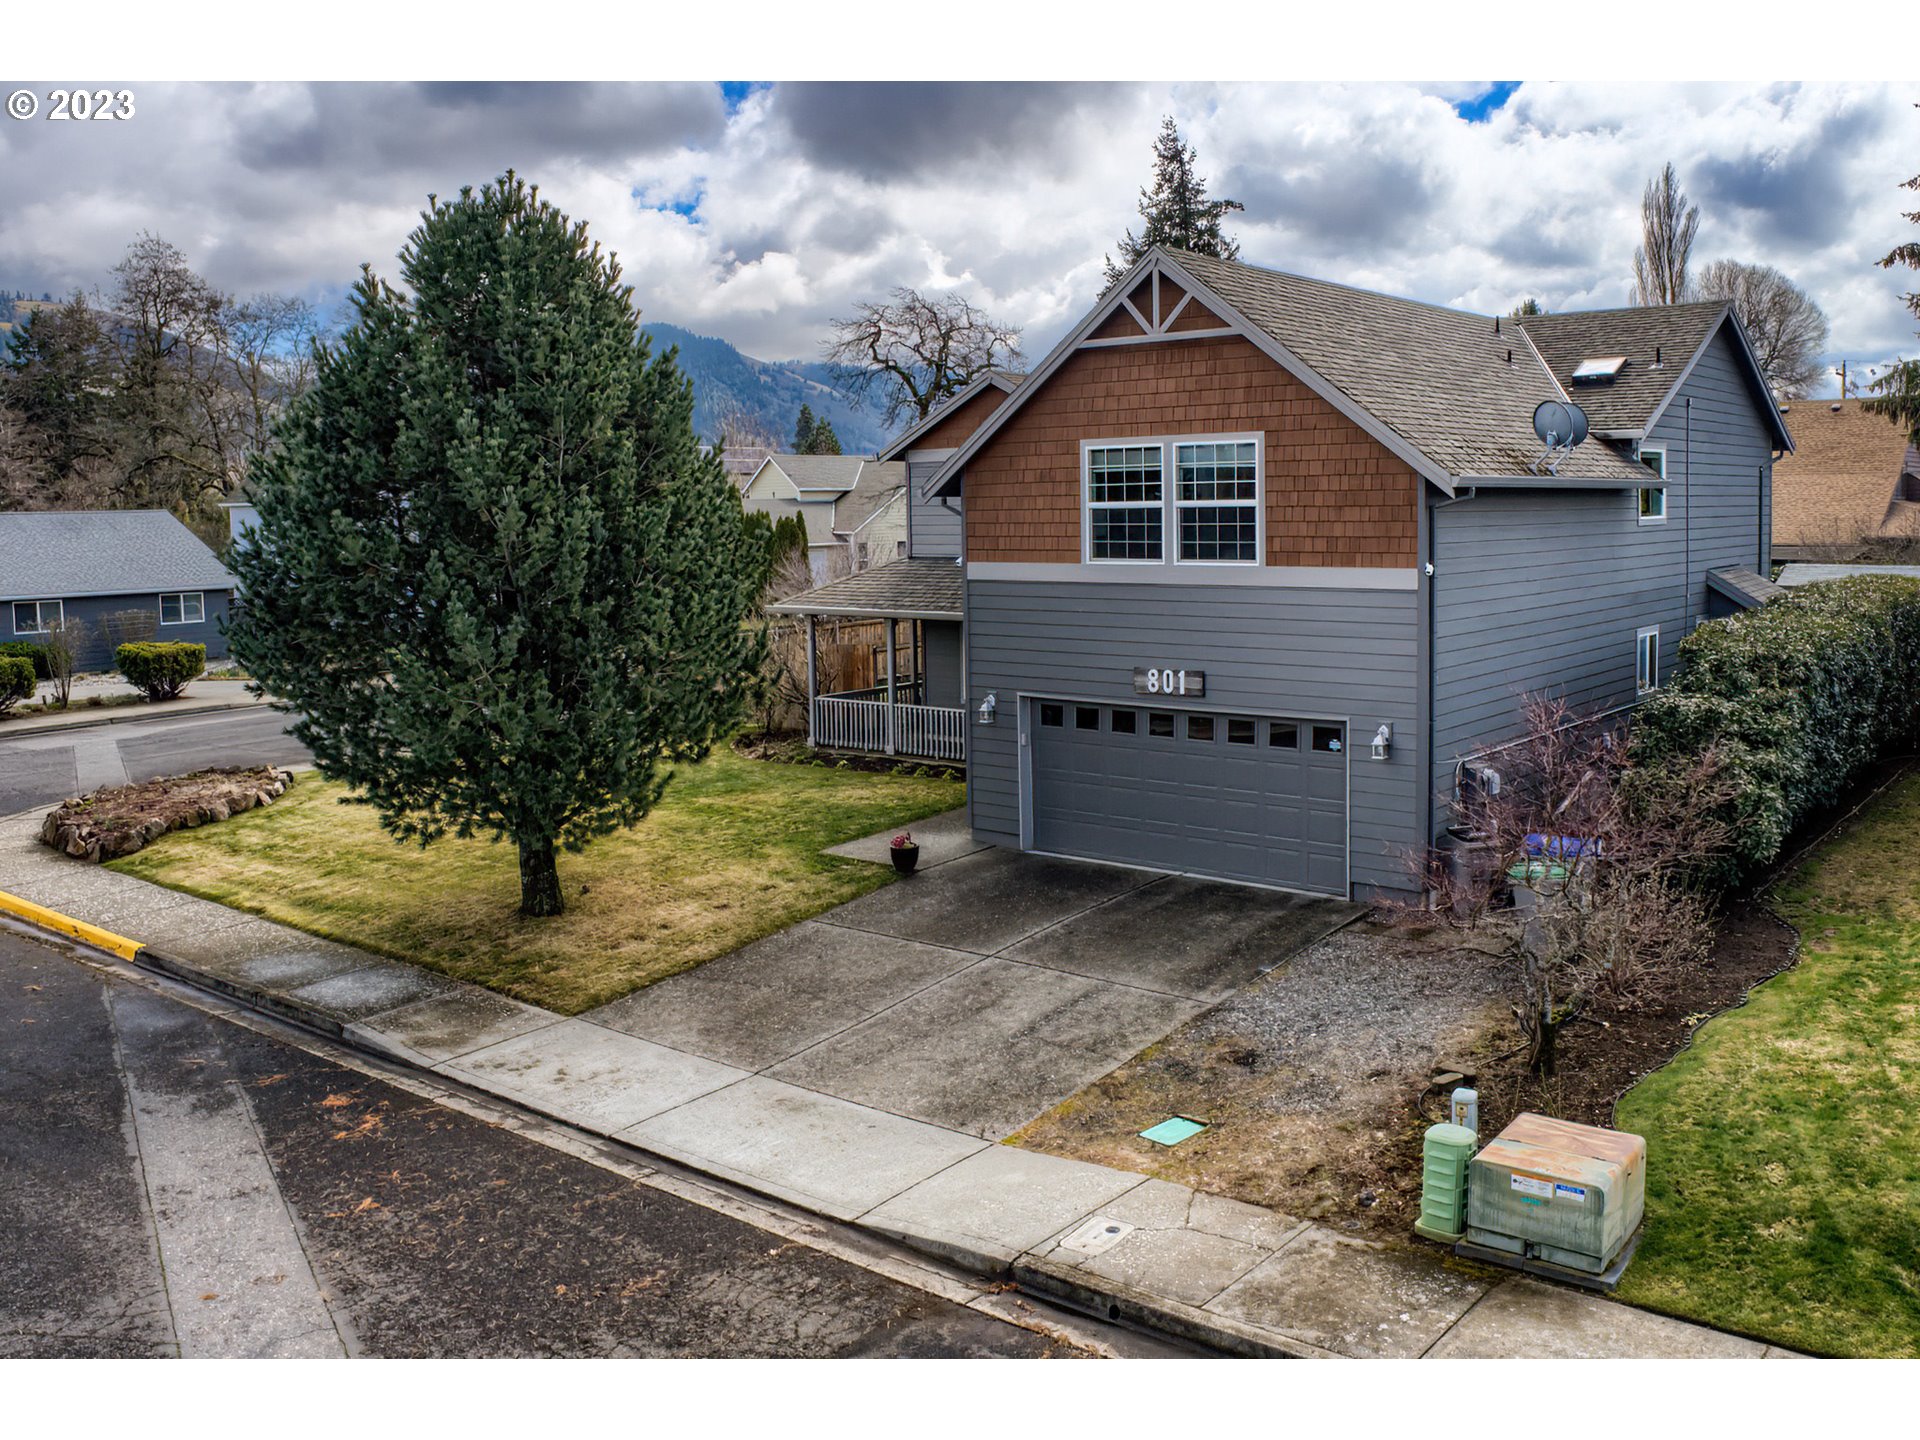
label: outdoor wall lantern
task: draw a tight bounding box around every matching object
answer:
[1370,723,1393,760]
[977,692,997,726]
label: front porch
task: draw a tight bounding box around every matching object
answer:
[766,558,967,764]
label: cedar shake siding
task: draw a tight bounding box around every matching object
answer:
[908,384,1008,455]
[962,335,1420,568]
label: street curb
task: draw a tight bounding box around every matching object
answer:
[0,889,143,960]
[79,934,1271,1359]
[0,697,268,740]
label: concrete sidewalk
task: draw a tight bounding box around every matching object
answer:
[0,808,1799,1359]
[0,680,267,739]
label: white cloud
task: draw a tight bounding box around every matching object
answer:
[0,80,1910,390]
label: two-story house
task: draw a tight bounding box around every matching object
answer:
[779,248,1789,898]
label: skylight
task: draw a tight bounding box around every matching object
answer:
[1572,355,1627,383]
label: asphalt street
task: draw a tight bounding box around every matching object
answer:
[0,927,1158,1359]
[0,707,311,816]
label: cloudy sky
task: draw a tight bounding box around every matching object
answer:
[2,80,1914,394]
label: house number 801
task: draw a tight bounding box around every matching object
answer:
[1133,667,1205,698]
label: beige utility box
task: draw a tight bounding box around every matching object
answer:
[1466,1112,1645,1275]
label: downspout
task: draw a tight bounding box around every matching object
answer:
[1426,485,1477,849]
[1682,398,1693,631]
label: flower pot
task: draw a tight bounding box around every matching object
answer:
[890,845,920,875]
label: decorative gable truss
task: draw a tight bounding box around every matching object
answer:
[1083,270,1238,348]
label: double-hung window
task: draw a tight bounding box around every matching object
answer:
[1174,441,1259,562]
[1086,445,1164,561]
[1637,447,1667,524]
[12,599,61,635]
[159,592,205,626]
[1085,435,1261,566]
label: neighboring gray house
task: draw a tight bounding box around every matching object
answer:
[888,246,1791,901]
[0,510,239,671]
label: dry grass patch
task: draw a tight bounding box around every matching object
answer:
[108,748,963,1014]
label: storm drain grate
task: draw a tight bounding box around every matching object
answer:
[1138,1115,1208,1147]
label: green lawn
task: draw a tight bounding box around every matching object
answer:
[1614,770,1920,1357]
[109,749,963,1015]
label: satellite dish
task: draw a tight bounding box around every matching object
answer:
[1533,400,1574,448]
[1531,399,1590,475]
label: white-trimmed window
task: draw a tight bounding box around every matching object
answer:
[159,592,205,626]
[1638,447,1667,524]
[1636,625,1661,694]
[1086,444,1164,561]
[1174,440,1260,563]
[12,599,62,635]
[1084,435,1262,566]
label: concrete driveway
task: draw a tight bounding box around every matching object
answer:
[589,819,1361,1140]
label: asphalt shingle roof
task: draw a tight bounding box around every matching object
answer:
[832,461,907,534]
[768,454,868,492]
[1167,250,1656,483]
[1770,398,1920,548]
[1706,565,1787,610]
[1518,302,1731,437]
[765,556,963,620]
[0,510,237,602]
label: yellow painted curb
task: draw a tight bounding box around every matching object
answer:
[0,889,143,960]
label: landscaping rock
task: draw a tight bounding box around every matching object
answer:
[38,766,296,863]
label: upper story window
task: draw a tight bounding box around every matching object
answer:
[1638,446,1667,524]
[159,592,205,626]
[12,599,62,635]
[1084,435,1262,566]
[1086,444,1164,561]
[1175,441,1259,563]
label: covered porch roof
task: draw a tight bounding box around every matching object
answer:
[766,557,963,622]
[1706,565,1788,610]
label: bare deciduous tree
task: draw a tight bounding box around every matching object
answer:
[1630,162,1700,307]
[1694,259,1830,397]
[824,288,1022,429]
[40,616,92,707]
[1401,693,1734,1076]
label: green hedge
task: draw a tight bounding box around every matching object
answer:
[0,655,33,716]
[0,640,50,680]
[1631,576,1920,873]
[116,641,206,701]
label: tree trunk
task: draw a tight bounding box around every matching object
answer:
[518,838,565,918]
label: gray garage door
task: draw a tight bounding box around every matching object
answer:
[1030,700,1348,895]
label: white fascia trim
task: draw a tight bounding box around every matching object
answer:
[967,561,1418,591]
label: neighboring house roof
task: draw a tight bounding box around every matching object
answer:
[831,461,907,536]
[1776,562,1920,587]
[1706,565,1787,610]
[1770,398,1920,549]
[764,453,869,493]
[718,444,773,489]
[0,510,238,602]
[876,370,1025,461]
[766,556,963,621]
[931,246,1786,497]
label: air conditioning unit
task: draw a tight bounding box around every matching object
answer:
[1464,1113,1645,1280]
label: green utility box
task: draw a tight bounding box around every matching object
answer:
[1466,1112,1645,1275]
[1414,1122,1477,1243]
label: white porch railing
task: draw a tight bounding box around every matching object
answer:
[812,695,965,762]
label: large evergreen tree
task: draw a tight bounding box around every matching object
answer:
[804,415,842,455]
[1864,160,1920,445]
[228,174,765,917]
[792,402,817,452]
[1103,116,1245,287]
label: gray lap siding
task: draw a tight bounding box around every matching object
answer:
[9,591,232,672]
[1429,327,1776,805]
[964,579,1423,899]
[906,459,964,558]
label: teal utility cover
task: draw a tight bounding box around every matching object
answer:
[1139,1116,1208,1146]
